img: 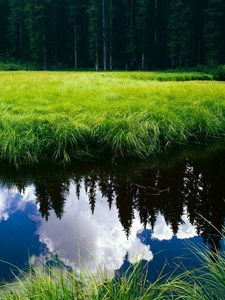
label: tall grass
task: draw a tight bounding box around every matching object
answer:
[1,248,224,299]
[0,71,224,165]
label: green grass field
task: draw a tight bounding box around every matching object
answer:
[1,249,224,300]
[0,71,224,165]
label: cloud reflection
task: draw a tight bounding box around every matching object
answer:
[0,181,200,275]
[37,182,153,274]
[0,184,36,221]
[151,210,198,241]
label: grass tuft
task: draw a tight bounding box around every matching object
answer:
[0,248,224,299]
[0,71,225,165]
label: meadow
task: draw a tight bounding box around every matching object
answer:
[0,71,224,165]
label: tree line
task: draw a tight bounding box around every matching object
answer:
[0,0,225,70]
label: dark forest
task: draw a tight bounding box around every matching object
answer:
[0,0,225,70]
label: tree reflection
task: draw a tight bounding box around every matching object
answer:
[0,145,224,251]
[34,175,70,220]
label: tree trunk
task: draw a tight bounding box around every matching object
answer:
[102,0,107,70]
[53,4,57,66]
[108,0,113,71]
[110,53,112,70]
[43,33,47,70]
[141,52,145,70]
[154,0,158,44]
[19,0,23,60]
[95,36,99,71]
[74,25,78,69]
[130,0,134,68]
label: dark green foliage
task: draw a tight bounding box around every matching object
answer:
[0,0,225,69]
[0,0,9,58]
[7,0,28,61]
[214,65,225,81]
[25,0,51,69]
[168,0,193,68]
[87,0,100,70]
[0,62,31,70]
[203,0,225,66]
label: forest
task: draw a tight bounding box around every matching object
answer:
[0,0,225,70]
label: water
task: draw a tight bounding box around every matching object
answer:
[0,142,224,282]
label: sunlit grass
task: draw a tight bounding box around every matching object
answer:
[0,71,224,165]
[0,248,224,300]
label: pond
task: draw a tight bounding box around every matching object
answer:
[0,142,224,282]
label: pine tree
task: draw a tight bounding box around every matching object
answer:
[88,0,100,70]
[125,0,136,69]
[0,0,224,69]
[107,0,114,69]
[102,0,107,70]
[204,0,225,65]
[168,0,193,68]
[0,0,9,58]
[25,0,50,69]
[50,0,67,67]
[142,0,168,69]
[66,0,80,69]
[7,0,26,61]
[135,0,147,69]
[111,0,127,69]
[192,0,207,66]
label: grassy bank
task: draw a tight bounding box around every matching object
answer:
[1,250,224,299]
[0,71,224,165]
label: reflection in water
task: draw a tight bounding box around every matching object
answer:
[0,143,224,280]
[36,185,153,274]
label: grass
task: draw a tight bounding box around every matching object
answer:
[0,248,224,299]
[0,71,224,166]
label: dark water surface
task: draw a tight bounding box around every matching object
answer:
[0,142,224,282]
